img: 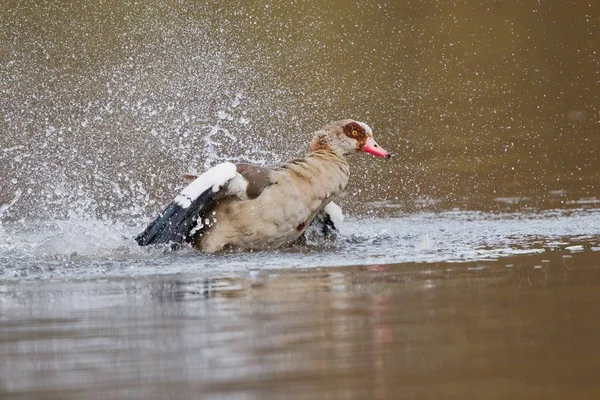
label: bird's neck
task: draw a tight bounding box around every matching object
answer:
[309,133,332,152]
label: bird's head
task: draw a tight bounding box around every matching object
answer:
[311,119,391,158]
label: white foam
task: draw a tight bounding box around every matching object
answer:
[174,162,237,208]
[0,189,22,218]
[565,245,584,252]
[0,218,142,260]
[2,209,600,280]
[416,232,435,251]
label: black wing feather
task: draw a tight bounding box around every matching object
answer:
[135,187,218,248]
[318,211,338,235]
[296,207,340,245]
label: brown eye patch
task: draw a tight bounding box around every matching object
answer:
[342,122,367,140]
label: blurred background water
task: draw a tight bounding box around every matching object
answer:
[1,0,598,219]
[1,1,599,399]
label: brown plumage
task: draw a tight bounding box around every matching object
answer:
[135,119,390,252]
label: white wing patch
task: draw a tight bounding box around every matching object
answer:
[225,173,250,200]
[324,202,343,227]
[174,162,237,208]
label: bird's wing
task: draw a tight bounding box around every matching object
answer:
[321,201,344,232]
[300,201,344,244]
[135,162,273,248]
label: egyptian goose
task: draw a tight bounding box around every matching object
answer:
[135,119,390,252]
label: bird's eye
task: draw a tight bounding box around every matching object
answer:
[351,130,358,136]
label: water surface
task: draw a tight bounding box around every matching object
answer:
[1,1,599,398]
[2,208,600,399]
[2,250,600,399]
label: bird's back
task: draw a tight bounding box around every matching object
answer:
[196,150,350,252]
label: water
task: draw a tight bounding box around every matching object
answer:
[2,208,600,398]
[2,218,600,399]
[2,1,598,220]
[2,0,599,398]
[1,207,599,280]
[5,262,600,399]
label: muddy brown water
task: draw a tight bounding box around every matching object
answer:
[2,249,600,399]
[1,1,598,218]
[1,1,599,398]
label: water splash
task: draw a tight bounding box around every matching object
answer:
[0,189,22,219]
[1,208,598,281]
[1,4,300,222]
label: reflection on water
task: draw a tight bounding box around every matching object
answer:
[2,251,600,399]
[1,1,599,398]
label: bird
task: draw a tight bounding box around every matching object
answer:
[135,119,390,252]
